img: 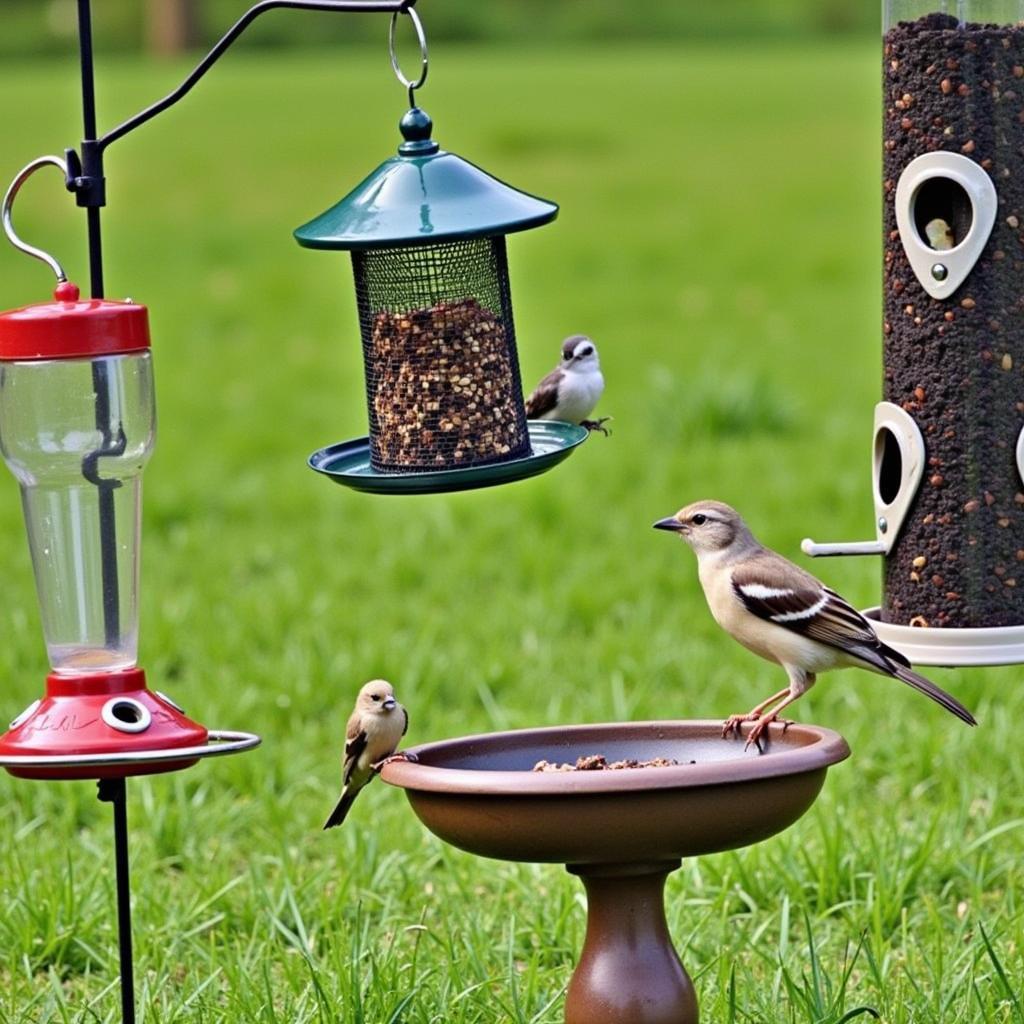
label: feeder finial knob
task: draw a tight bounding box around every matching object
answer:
[54,281,80,303]
[399,107,439,156]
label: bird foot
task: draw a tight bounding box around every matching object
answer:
[371,751,419,773]
[744,715,795,752]
[581,417,612,436]
[723,713,794,752]
[722,712,761,738]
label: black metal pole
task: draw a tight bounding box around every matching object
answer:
[76,0,122,649]
[75,0,103,292]
[97,778,136,1024]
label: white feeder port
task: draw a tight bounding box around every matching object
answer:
[894,151,997,301]
[802,402,1024,664]
[101,697,152,734]
[802,402,924,559]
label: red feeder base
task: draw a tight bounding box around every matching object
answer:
[0,668,209,780]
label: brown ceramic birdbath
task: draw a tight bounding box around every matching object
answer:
[382,719,849,1024]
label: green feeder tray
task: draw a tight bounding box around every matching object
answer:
[309,421,588,496]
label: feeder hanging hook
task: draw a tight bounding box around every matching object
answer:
[2,156,71,284]
[389,5,429,108]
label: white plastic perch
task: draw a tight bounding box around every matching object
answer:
[802,402,925,559]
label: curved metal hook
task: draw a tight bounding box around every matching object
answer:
[2,156,69,283]
[389,5,428,106]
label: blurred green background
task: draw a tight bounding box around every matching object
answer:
[4,0,875,60]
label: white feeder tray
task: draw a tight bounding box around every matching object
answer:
[863,608,1024,667]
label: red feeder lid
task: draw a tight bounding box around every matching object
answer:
[0,281,150,361]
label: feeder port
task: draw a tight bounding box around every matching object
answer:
[101,697,152,734]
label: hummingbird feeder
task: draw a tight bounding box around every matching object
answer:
[804,0,1024,666]
[300,10,588,494]
[0,158,258,781]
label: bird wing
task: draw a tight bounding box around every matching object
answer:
[730,558,902,669]
[401,705,409,737]
[343,711,368,785]
[525,367,562,418]
[730,551,976,727]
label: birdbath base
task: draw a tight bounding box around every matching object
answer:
[566,860,696,1024]
[381,719,850,1023]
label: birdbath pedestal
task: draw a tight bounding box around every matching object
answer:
[382,719,850,1024]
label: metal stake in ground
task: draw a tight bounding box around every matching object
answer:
[97,778,136,1024]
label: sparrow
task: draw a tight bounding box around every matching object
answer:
[525,334,609,434]
[654,500,976,749]
[924,217,955,250]
[323,680,409,829]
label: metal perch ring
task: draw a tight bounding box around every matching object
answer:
[389,6,428,103]
[0,730,262,770]
[2,156,70,283]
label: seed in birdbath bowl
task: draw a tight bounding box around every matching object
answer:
[532,755,693,772]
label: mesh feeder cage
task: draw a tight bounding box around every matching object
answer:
[805,0,1024,665]
[295,106,558,476]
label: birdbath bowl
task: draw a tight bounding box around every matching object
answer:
[382,719,849,1024]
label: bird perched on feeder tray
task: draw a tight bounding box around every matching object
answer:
[653,500,977,750]
[525,334,610,434]
[323,679,410,829]
[924,217,955,251]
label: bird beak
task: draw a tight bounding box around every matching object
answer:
[382,698,397,711]
[653,516,686,533]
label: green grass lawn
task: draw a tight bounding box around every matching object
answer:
[0,37,1022,1023]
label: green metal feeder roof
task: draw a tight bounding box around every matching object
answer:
[294,108,558,251]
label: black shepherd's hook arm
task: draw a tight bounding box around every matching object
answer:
[101,0,416,149]
[66,0,416,206]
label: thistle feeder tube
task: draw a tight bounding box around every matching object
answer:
[807,3,1024,665]
[884,7,1024,632]
[296,107,578,488]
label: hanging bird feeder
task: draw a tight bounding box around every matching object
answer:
[0,157,258,779]
[300,10,586,493]
[803,0,1024,666]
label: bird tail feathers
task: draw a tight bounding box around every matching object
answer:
[876,638,911,669]
[849,639,974,725]
[323,789,357,830]
[889,662,977,726]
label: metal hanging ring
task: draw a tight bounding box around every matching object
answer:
[2,156,69,283]
[389,6,428,102]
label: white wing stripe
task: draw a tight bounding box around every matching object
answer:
[770,593,829,623]
[740,583,795,600]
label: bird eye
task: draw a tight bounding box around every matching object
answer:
[691,514,707,526]
[581,346,593,356]
[371,694,381,702]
